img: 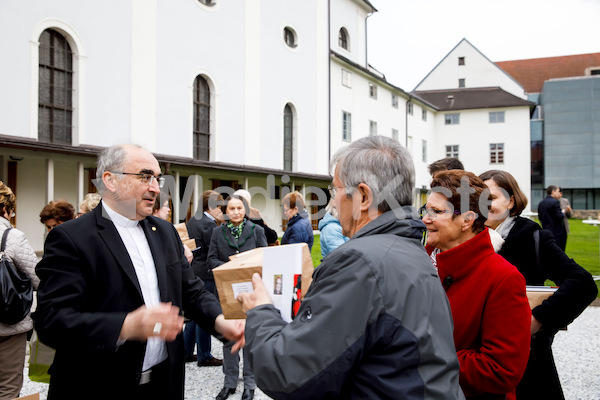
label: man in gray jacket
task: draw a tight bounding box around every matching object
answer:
[238,136,464,399]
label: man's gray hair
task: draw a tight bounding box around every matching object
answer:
[95,144,142,194]
[330,136,415,212]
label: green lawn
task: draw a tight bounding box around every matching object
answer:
[311,234,322,267]
[562,219,600,296]
[530,218,599,296]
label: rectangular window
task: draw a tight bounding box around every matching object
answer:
[391,94,398,108]
[407,102,413,115]
[342,111,351,141]
[392,128,399,141]
[490,143,504,164]
[445,145,459,158]
[369,120,377,136]
[458,57,465,65]
[422,139,427,162]
[489,111,505,123]
[458,78,465,88]
[445,113,460,125]
[341,69,352,88]
[422,108,427,121]
[369,82,377,99]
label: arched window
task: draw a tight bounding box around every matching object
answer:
[193,75,211,161]
[283,104,293,171]
[39,29,73,144]
[338,28,349,50]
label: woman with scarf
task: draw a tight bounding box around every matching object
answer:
[207,194,267,400]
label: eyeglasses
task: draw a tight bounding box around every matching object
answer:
[420,208,462,221]
[328,185,346,199]
[112,172,165,188]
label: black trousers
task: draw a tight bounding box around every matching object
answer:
[516,331,565,400]
[138,360,171,400]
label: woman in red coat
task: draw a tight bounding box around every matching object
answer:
[423,170,531,400]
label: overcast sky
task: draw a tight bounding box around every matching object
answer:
[366,0,600,91]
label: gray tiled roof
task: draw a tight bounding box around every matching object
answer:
[412,87,535,111]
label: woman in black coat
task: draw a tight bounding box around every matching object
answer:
[480,170,598,400]
[207,195,267,400]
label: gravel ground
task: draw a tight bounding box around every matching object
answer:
[19,305,600,400]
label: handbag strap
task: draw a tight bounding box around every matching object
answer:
[1,227,12,252]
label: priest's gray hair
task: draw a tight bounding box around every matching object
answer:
[330,136,415,212]
[95,144,143,194]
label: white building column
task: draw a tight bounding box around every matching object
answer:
[46,159,54,203]
[77,162,84,209]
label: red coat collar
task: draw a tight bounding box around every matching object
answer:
[432,228,495,285]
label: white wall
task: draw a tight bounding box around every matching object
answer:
[329,0,372,67]
[432,106,532,211]
[415,39,526,99]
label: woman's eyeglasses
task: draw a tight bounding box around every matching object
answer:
[420,208,462,220]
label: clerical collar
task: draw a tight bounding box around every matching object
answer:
[102,200,140,228]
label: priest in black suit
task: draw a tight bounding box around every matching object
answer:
[35,144,244,400]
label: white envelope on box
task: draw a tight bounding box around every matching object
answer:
[213,243,314,322]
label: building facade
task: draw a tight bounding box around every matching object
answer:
[413,39,534,212]
[497,53,600,211]
[0,2,536,253]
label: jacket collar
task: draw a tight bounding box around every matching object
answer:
[221,220,255,249]
[435,228,494,284]
[351,206,424,241]
[94,205,168,301]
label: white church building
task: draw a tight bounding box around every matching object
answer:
[0,1,532,253]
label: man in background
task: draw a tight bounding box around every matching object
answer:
[538,185,568,250]
[184,190,225,367]
[558,187,572,242]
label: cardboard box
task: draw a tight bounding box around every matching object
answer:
[213,243,314,321]
[526,285,558,309]
[13,394,40,400]
[174,222,197,252]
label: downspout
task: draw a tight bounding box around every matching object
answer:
[405,95,412,148]
[364,5,375,67]
[327,0,331,164]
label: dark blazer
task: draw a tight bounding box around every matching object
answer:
[498,216,597,399]
[207,221,267,269]
[281,212,314,250]
[186,212,218,281]
[537,195,567,249]
[34,205,223,400]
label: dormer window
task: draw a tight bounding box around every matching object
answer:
[284,27,297,48]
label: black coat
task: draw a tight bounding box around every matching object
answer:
[186,212,218,281]
[207,220,268,268]
[34,205,223,400]
[498,216,597,399]
[537,195,567,250]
